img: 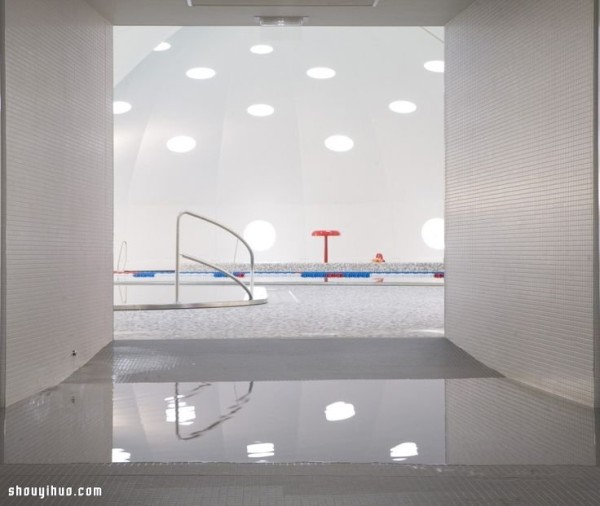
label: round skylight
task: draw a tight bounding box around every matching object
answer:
[166,136,197,154]
[307,67,336,80]
[250,44,274,55]
[243,220,277,252]
[247,104,275,117]
[421,218,445,250]
[424,60,445,73]
[325,135,354,153]
[389,101,417,114]
[113,101,132,115]
[153,42,171,52]
[186,67,216,80]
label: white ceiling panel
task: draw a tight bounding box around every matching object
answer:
[86,0,473,26]
[188,0,378,5]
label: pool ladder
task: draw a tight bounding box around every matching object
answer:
[175,211,255,303]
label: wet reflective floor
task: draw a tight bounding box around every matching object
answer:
[109,378,599,465]
[114,379,446,464]
[1,338,598,467]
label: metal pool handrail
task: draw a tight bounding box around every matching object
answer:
[175,211,255,303]
[116,240,128,272]
[181,253,253,300]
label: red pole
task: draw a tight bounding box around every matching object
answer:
[324,236,329,263]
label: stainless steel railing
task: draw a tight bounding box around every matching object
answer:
[116,240,128,272]
[175,211,255,303]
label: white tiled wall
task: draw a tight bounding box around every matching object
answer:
[445,0,598,406]
[3,0,113,406]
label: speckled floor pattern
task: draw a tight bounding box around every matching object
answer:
[114,285,444,339]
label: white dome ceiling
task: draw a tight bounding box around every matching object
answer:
[114,26,444,267]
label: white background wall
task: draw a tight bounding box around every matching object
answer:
[114,27,445,269]
[3,0,113,406]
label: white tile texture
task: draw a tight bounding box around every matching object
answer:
[4,384,112,463]
[445,0,597,405]
[3,0,113,405]
[445,379,597,465]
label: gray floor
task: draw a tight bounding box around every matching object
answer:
[2,286,600,504]
[67,338,500,383]
[2,463,600,505]
[114,285,445,339]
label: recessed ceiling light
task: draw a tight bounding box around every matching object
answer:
[421,218,445,250]
[247,104,275,117]
[243,220,277,252]
[153,42,171,52]
[307,67,336,80]
[389,101,417,114]
[166,136,197,153]
[424,60,445,73]
[250,44,274,55]
[186,67,216,80]
[325,135,354,153]
[256,16,307,27]
[113,101,132,115]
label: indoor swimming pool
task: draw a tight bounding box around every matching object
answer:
[113,267,443,310]
[114,270,445,286]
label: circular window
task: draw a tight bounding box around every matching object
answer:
[243,220,277,252]
[421,218,445,250]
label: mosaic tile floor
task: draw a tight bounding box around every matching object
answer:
[114,285,444,339]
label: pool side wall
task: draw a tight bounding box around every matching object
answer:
[1,0,113,406]
[445,0,599,406]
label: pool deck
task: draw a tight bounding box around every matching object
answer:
[114,284,444,340]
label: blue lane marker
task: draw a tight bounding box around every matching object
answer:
[133,272,156,278]
[300,272,372,278]
[123,270,444,277]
